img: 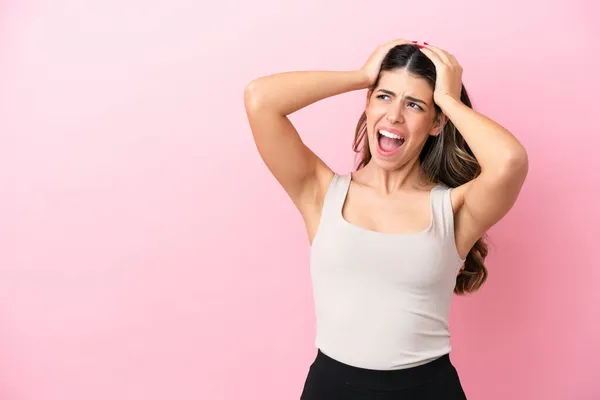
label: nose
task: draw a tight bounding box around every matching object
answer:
[385,103,405,124]
[386,109,404,125]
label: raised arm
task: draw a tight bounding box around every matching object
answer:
[243,39,414,212]
[243,70,367,210]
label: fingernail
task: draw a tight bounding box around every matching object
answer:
[424,42,430,45]
[419,45,424,48]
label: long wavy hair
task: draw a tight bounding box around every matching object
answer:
[353,44,488,295]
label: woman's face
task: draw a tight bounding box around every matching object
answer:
[365,68,441,170]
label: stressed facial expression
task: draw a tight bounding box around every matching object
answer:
[365,69,440,169]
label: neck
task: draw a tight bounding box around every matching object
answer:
[357,158,431,195]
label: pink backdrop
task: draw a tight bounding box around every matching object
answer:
[2,0,599,399]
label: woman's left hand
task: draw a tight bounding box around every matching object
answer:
[418,43,463,105]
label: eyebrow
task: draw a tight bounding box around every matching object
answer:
[376,89,428,106]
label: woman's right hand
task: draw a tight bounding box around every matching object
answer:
[359,39,416,87]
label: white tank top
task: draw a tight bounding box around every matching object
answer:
[309,173,466,370]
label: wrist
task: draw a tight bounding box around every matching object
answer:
[354,70,374,90]
[437,94,461,113]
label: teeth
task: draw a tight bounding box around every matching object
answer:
[379,130,404,140]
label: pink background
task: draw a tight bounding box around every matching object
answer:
[2,0,599,399]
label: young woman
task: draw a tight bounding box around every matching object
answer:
[244,39,528,399]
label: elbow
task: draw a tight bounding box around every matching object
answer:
[481,147,529,179]
[485,149,528,178]
[507,148,529,170]
[244,78,272,111]
[244,80,262,110]
[501,149,529,179]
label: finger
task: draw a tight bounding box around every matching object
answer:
[419,46,444,67]
[422,44,453,66]
[447,53,462,70]
[421,46,462,73]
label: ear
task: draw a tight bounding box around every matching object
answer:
[431,113,448,136]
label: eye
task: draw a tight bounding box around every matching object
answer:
[408,102,423,111]
[376,94,390,101]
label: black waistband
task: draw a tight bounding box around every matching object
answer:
[311,349,458,391]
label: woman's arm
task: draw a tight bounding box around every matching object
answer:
[420,44,528,252]
[243,70,369,208]
[439,96,527,174]
[439,93,528,224]
[437,95,528,173]
[245,70,370,116]
[244,39,412,209]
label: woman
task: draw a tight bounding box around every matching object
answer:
[243,39,528,399]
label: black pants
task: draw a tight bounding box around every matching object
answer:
[300,350,467,399]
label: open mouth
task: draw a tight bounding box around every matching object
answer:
[377,129,405,154]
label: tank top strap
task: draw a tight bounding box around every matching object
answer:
[319,173,351,223]
[320,174,457,239]
[429,184,457,237]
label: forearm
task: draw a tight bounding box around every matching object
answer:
[245,70,370,116]
[437,95,528,174]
